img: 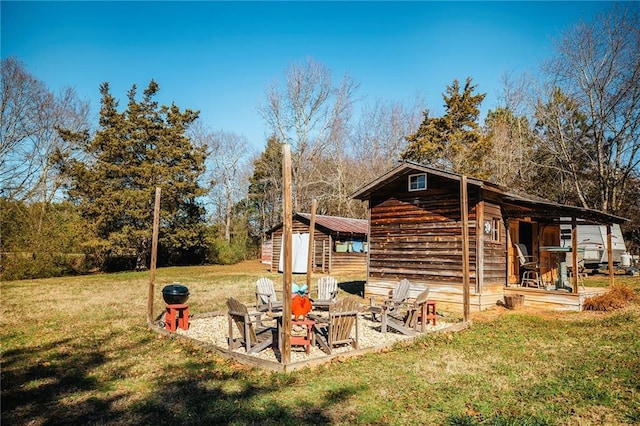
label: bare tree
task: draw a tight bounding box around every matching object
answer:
[350,97,423,178]
[205,129,252,242]
[1,57,89,203]
[537,5,640,213]
[258,57,359,212]
[482,73,538,189]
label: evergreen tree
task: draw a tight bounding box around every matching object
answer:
[57,81,207,270]
[248,135,283,239]
[402,78,487,177]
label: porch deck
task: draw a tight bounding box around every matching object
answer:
[503,286,608,311]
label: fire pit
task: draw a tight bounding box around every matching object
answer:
[162,283,190,305]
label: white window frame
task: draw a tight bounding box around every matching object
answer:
[408,173,427,191]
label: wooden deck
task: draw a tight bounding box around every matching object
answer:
[366,279,610,312]
[503,286,608,311]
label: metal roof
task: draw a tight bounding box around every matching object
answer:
[296,213,369,235]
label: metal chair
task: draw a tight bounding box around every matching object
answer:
[514,244,543,288]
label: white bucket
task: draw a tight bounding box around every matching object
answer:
[621,252,631,267]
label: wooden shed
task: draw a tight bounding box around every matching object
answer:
[267,213,369,274]
[350,162,627,312]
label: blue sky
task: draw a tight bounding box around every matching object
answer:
[2,1,615,151]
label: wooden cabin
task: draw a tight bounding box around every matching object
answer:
[267,213,369,274]
[350,162,627,312]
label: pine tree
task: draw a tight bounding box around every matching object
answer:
[402,78,487,176]
[57,81,207,270]
[248,135,283,238]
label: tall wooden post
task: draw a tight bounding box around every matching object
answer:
[571,217,578,292]
[460,176,470,322]
[147,187,161,324]
[306,199,317,289]
[607,224,614,288]
[281,144,293,364]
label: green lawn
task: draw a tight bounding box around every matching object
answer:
[2,261,639,425]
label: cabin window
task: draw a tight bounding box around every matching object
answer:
[408,173,427,191]
[491,218,501,242]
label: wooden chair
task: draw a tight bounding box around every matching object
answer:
[313,297,359,354]
[226,297,274,354]
[377,288,429,336]
[255,277,283,312]
[369,278,411,320]
[312,276,339,310]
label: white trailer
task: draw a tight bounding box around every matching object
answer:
[559,223,627,266]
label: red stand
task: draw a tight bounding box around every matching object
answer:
[165,304,190,331]
[417,301,437,329]
[289,319,315,354]
[425,300,436,326]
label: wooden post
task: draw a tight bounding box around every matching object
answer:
[476,189,484,294]
[281,144,293,364]
[147,187,161,324]
[460,176,470,322]
[607,224,614,288]
[571,217,578,292]
[306,199,317,289]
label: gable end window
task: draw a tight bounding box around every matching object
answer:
[408,173,427,191]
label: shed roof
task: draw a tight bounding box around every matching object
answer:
[296,213,369,235]
[349,161,627,225]
[267,213,368,236]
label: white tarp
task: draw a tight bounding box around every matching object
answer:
[278,233,309,273]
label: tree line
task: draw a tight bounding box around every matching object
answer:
[1,5,638,280]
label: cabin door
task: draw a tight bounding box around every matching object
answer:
[508,221,539,285]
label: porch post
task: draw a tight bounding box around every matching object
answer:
[460,176,470,321]
[607,224,614,288]
[571,217,578,292]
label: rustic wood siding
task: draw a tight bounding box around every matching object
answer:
[368,180,478,285]
[329,252,367,273]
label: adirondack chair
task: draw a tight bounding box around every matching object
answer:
[313,296,359,355]
[383,288,432,335]
[369,278,411,321]
[312,276,339,310]
[226,297,274,354]
[255,277,283,312]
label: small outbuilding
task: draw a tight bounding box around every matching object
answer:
[266,213,369,274]
[350,161,627,312]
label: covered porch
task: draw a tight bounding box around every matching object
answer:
[502,193,627,309]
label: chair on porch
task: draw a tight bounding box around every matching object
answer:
[369,278,411,320]
[313,296,359,354]
[514,244,543,288]
[567,258,587,291]
[226,297,274,354]
[312,276,339,310]
[255,277,283,312]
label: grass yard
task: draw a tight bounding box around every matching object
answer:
[2,260,639,425]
